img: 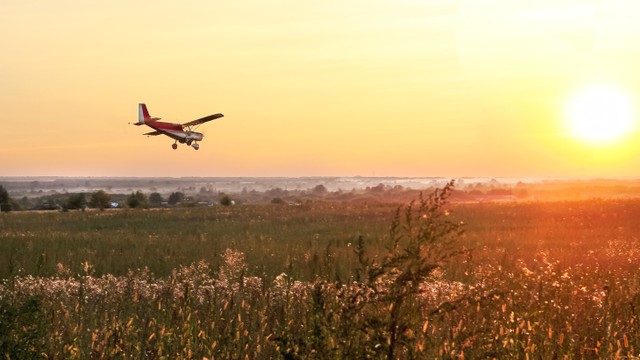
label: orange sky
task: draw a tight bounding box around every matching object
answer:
[2,1,640,177]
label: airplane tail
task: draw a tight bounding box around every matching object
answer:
[137,103,151,125]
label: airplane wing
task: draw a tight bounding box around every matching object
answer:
[143,131,163,136]
[182,113,224,127]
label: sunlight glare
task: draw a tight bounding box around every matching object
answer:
[565,85,635,144]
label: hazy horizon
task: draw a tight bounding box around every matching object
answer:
[3,174,640,183]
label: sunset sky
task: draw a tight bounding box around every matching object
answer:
[2,0,640,178]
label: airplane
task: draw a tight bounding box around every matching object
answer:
[134,103,224,150]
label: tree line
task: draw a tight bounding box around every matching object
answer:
[0,185,236,212]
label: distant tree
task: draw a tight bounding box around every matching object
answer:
[391,185,404,192]
[0,185,13,212]
[220,194,233,206]
[89,190,111,211]
[66,193,87,210]
[19,196,31,210]
[266,187,285,197]
[368,183,386,193]
[0,185,9,205]
[168,192,184,206]
[312,184,328,195]
[199,186,213,194]
[149,192,163,206]
[127,191,148,209]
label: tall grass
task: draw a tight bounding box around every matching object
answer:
[2,186,640,358]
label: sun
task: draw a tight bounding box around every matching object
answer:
[564,85,635,144]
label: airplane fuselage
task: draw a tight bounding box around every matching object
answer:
[145,121,204,143]
[146,120,182,132]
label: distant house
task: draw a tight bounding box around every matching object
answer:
[37,201,63,211]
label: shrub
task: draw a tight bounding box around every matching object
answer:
[89,190,111,210]
[168,192,184,205]
[66,193,87,210]
[355,180,464,358]
[0,185,13,212]
[220,194,233,206]
[127,191,148,209]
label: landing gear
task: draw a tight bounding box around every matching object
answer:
[170,140,199,150]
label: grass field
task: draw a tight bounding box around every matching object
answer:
[2,188,640,358]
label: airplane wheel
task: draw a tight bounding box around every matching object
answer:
[187,140,193,146]
[192,143,200,150]
[172,143,178,150]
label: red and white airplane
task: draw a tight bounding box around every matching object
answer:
[134,103,224,150]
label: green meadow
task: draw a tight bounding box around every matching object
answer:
[0,203,397,280]
[2,188,640,358]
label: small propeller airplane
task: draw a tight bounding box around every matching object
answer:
[134,103,224,150]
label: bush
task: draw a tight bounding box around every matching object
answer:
[149,192,163,206]
[89,190,111,210]
[272,180,466,359]
[0,185,13,212]
[271,197,285,204]
[168,192,184,205]
[127,191,148,209]
[220,194,233,206]
[66,193,87,210]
